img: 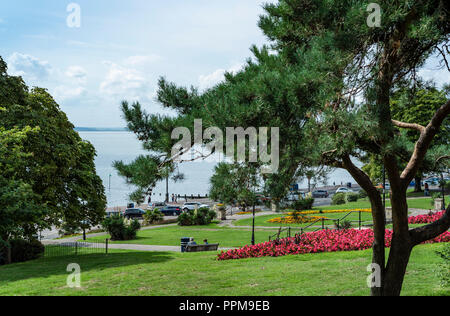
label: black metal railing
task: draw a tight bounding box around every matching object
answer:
[268,211,372,242]
[43,239,109,258]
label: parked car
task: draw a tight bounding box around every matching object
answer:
[123,208,146,219]
[161,206,182,216]
[148,201,166,210]
[312,190,329,198]
[182,202,209,212]
[286,192,306,201]
[335,187,353,194]
[424,178,439,186]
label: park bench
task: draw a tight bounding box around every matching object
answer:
[185,244,219,252]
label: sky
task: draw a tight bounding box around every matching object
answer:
[0,1,448,128]
[0,0,272,127]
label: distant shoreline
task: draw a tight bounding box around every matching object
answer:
[75,127,129,132]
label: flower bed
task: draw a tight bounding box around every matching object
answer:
[408,211,445,224]
[268,215,327,224]
[285,209,372,215]
[217,228,450,261]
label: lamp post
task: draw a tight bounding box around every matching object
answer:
[251,202,256,246]
[383,166,386,208]
[441,173,446,211]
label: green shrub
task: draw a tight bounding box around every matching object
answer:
[178,207,217,226]
[335,220,353,230]
[431,192,442,206]
[178,211,195,226]
[102,215,141,241]
[332,193,346,205]
[57,222,81,237]
[0,239,44,265]
[287,198,315,211]
[346,193,359,203]
[143,209,164,225]
[358,190,368,199]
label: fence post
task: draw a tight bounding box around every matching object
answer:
[75,242,78,255]
[322,218,325,230]
[106,239,109,254]
[337,219,340,231]
[288,227,291,238]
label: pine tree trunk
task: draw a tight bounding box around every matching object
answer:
[380,177,412,296]
[369,193,386,296]
[383,234,412,296]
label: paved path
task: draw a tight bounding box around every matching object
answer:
[45,222,236,253]
[42,239,232,253]
[44,208,437,253]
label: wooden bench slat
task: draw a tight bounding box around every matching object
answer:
[185,244,219,252]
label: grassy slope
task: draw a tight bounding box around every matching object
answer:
[233,196,448,228]
[0,244,447,296]
[86,225,279,248]
[233,212,373,228]
[314,195,449,211]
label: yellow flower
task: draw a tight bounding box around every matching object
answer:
[268,215,328,224]
[285,208,371,215]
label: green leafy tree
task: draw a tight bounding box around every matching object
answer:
[209,163,259,212]
[0,126,46,264]
[0,57,106,234]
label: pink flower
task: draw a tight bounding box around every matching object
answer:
[217,228,450,261]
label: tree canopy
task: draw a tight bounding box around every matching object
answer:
[0,56,106,239]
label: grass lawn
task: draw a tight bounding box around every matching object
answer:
[85,224,279,248]
[0,244,447,296]
[233,212,373,228]
[311,195,449,211]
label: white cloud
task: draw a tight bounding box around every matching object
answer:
[124,55,162,66]
[53,86,87,101]
[7,52,51,80]
[100,61,154,103]
[198,63,244,91]
[66,65,87,81]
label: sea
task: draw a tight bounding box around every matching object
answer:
[79,131,357,207]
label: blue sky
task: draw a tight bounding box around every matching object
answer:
[1,1,448,127]
[0,0,271,127]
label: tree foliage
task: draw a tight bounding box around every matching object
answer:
[0,56,106,239]
[209,163,259,211]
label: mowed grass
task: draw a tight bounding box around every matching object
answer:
[233,195,448,228]
[85,224,278,248]
[233,212,373,228]
[316,195,449,211]
[0,244,447,296]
